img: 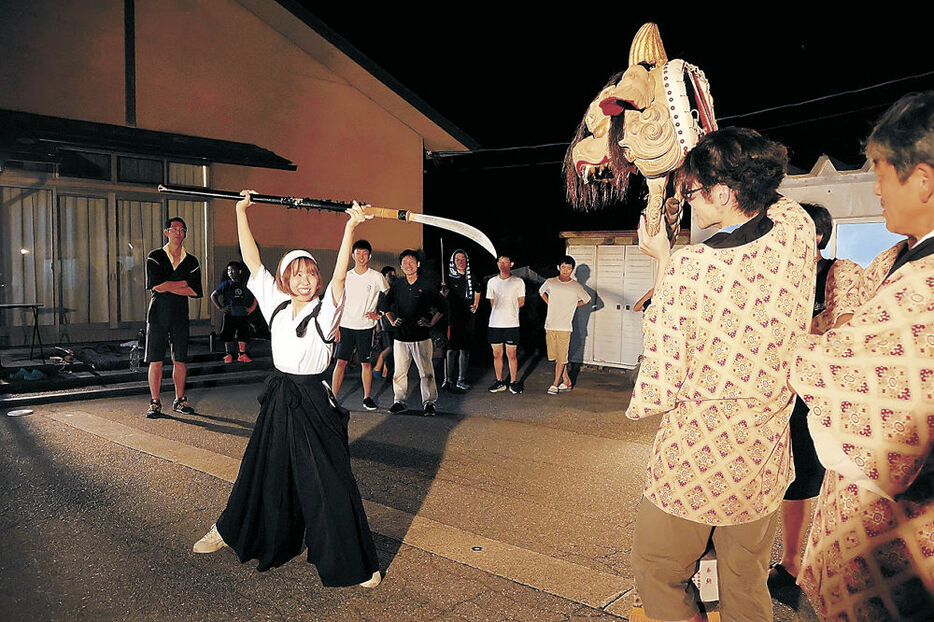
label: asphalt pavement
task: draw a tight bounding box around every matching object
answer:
[0,356,817,621]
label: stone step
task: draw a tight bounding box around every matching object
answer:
[0,368,270,408]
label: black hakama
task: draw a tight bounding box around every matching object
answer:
[216,370,379,586]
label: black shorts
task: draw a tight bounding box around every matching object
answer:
[145,306,190,363]
[335,327,375,362]
[218,314,250,342]
[784,396,826,500]
[487,326,520,346]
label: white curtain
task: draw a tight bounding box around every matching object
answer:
[58,195,109,325]
[0,186,55,326]
[117,199,164,323]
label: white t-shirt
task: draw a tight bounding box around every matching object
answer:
[486,275,525,328]
[339,267,388,330]
[539,277,589,331]
[249,265,344,375]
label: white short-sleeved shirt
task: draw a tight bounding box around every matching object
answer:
[539,277,590,331]
[486,275,525,328]
[339,268,388,330]
[248,265,345,374]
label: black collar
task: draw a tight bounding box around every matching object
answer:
[703,212,774,249]
[886,236,934,277]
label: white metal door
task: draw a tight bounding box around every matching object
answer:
[593,245,626,364]
[566,245,596,364]
[620,247,656,366]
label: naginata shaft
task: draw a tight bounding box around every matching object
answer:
[157,184,406,220]
[157,184,499,259]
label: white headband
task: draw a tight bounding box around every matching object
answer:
[279,249,316,279]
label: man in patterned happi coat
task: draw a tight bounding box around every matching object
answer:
[627,127,817,621]
[790,91,934,621]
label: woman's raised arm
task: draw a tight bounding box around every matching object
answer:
[329,202,370,304]
[235,190,262,275]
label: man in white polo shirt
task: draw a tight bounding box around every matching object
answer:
[331,239,388,411]
[539,255,590,395]
[486,253,525,394]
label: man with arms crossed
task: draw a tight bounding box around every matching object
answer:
[331,239,388,411]
[145,216,203,417]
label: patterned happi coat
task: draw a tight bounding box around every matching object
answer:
[792,241,934,621]
[813,259,864,335]
[627,198,816,525]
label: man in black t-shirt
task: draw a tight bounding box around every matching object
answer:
[144,217,203,418]
[378,249,444,415]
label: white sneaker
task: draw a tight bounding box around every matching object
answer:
[193,524,227,553]
[557,383,572,392]
[359,570,381,588]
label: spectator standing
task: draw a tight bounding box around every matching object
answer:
[210,260,258,363]
[379,250,444,416]
[442,249,480,391]
[486,254,525,394]
[144,216,203,417]
[372,265,396,380]
[331,239,387,411]
[539,255,590,395]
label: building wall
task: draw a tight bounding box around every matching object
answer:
[0,0,424,289]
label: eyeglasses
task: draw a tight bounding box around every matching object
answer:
[166,227,187,233]
[683,186,708,201]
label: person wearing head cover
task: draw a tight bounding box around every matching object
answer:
[192,190,381,589]
[627,127,816,621]
[442,249,480,391]
[789,92,934,621]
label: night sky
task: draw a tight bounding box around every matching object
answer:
[303,6,934,275]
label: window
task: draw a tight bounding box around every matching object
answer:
[0,187,55,328]
[832,220,903,268]
[59,150,111,180]
[117,156,163,184]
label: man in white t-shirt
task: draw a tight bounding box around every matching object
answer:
[486,254,526,394]
[539,255,590,395]
[331,239,388,411]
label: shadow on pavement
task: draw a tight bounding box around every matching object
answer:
[157,412,254,437]
[338,354,468,569]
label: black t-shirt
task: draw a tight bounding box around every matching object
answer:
[213,279,255,317]
[146,248,203,316]
[379,276,444,342]
[446,272,477,323]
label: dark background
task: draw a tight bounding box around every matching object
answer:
[305,7,934,277]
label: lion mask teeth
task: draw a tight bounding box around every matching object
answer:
[580,163,614,184]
